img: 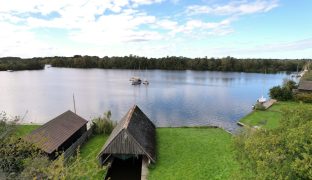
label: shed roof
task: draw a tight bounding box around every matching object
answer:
[298,80,312,91]
[24,110,88,154]
[98,105,156,163]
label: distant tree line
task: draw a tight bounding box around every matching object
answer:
[0,55,310,73]
[43,55,310,73]
[0,57,44,71]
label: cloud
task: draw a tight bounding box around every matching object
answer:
[186,0,279,16]
[194,37,312,58]
[0,0,289,58]
[247,38,312,52]
[131,0,165,7]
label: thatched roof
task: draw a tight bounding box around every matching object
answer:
[298,80,312,91]
[98,105,156,164]
[24,110,88,154]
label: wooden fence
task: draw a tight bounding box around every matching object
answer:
[63,127,93,162]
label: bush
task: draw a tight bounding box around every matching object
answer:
[283,79,297,90]
[92,111,116,135]
[254,102,265,110]
[0,134,41,177]
[294,92,312,103]
[234,105,312,179]
[269,80,296,101]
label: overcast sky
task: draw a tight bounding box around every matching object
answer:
[0,0,311,58]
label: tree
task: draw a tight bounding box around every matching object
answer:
[233,105,312,179]
[269,80,296,101]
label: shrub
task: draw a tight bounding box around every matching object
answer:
[294,92,312,103]
[283,79,297,90]
[92,111,116,135]
[269,80,296,101]
[234,105,312,179]
[0,134,41,177]
[254,102,265,110]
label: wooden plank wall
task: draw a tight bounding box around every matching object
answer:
[63,127,93,162]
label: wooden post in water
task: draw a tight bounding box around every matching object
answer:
[73,93,76,114]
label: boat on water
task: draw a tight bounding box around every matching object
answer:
[257,95,267,103]
[143,80,149,85]
[252,70,267,109]
[6,70,14,72]
[142,68,149,85]
[131,77,142,85]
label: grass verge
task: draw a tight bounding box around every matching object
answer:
[15,124,39,137]
[148,128,239,180]
[239,101,312,129]
[66,134,108,179]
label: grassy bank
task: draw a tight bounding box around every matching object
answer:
[67,134,108,179]
[149,128,239,180]
[15,125,40,137]
[17,126,239,179]
[239,101,312,129]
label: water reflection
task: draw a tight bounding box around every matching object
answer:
[0,68,287,132]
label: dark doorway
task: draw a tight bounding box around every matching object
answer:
[105,156,142,180]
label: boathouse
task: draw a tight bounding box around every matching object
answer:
[24,110,88,158]
[297,80,312,92]
[98,105,156,180]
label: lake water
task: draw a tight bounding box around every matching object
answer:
[0,68,289,132]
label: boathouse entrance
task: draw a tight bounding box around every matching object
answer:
[105,155,142,180]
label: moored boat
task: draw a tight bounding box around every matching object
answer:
[131,77,142,85]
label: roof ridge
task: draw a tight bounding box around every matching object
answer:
[123,105,137,129]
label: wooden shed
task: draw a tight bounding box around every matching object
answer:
[24,110,88,158]
[98,105,156,165]
[298,80,312,92]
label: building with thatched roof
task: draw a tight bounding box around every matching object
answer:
[298,80,312,92]
[98,105,156,179]
[24,110,88,158]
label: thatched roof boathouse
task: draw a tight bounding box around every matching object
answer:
[24,110,88,158]
[98,105,156,164]
[98,105,156,180]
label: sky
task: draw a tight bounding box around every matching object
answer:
[0,0,311,58]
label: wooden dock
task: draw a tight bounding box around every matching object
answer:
[262,99,277,109]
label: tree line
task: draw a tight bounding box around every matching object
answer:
[1,55,310,73]
[0,57,44,71]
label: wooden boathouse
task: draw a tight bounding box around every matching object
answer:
[24,110,88,158]
[297,80,312,92]
[98,105,156,180]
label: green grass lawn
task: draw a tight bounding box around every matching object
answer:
[66,134,109,179]
[239,101,312,129]
[148,128,239,180]
[15,124,39,137]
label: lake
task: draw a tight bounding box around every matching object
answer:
[0,68,289,132]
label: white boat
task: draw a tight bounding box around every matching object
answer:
[130,65,142,85]
[6,70,13,72]
[142,68,149,85]
[257,96,267,103]
[131,77,142,85]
